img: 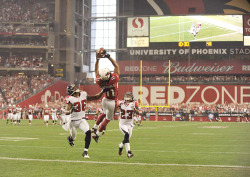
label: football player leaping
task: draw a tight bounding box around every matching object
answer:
[91,48,120,143]
[65,84,108,158]
[118,92,141,158]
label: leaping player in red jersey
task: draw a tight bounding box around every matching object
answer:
[91,48,120,143]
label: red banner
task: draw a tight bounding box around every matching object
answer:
[118,60,250,75]
[244,14,250,36]
[80,85,250,105]
[18,80,69,107]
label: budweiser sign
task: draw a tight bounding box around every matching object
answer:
[119,60,250,75]
[164,62,233,74]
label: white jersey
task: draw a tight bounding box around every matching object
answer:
[118,100,139,124]
[51,108,57,115]
[61,107,66,116]
[17,107,22,114]
[65,91,87,120]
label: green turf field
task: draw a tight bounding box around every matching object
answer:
[150,15,243,42]
[0,119,249,177]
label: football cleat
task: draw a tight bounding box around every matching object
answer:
[82,151,90,159]
[92,134,99,143]
[67,136,75,147]
[119,146,123,156]
[127,151,134,158]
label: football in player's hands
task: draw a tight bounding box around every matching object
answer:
[96,47,106,58]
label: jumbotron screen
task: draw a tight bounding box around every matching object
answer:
[150,15,243,42]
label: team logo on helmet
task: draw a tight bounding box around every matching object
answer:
[66,84,80,96]
[99,68,111,81]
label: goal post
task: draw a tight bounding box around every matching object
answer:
[140,60,171,121]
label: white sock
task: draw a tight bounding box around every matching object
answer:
[119,143,124,148]
[96,131,101,136]
[93,124,98,129]
[125,143,130,153]
[84,148,88,152]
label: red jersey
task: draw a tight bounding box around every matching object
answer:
[8,108,12,113]
[28,109,33,115]
[12,108,17,114]
[95,73,119,100]
[44,108,50,115]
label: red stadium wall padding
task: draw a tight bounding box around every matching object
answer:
[18,80,69,107]
[80,84,250,105]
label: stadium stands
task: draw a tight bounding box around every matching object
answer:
[0,74,54,110]
[119,75,250,84]
[0,54,45,68]
[0,0,49,23]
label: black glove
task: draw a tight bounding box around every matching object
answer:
[102,88,110,93]
[105,53,110,58]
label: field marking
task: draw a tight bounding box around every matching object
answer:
[191,133,215,135]
[0,144,249,154]
[151,20,193,29]
[0,157,249,169]
[190,32,238,41]
[189,16,243,32]
[0,137,39,141]
[151,25,216,39]
[200,126,229,129]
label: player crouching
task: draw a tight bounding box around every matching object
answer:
[118,92,141,158]
[65,84,108,158]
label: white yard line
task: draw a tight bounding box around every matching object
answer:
[151,25,216,39]
[0,144,249,154]
[151,20,193,29]
[189,16,243,33]
[0,156,249,168]
[190,32,238,41]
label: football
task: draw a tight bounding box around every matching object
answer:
[96,47,105,58]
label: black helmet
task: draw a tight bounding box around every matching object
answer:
[66,84,79,96]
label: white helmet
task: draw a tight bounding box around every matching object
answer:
[99,68,111,81]
[29,105,32,108]
[45,105,48,108]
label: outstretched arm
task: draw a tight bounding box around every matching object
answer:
[87,88,110,101]
[95,58,100,76]
[87,90,104,101]
[107,55,120,75]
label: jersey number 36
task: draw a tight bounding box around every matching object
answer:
[73,100,86,112]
